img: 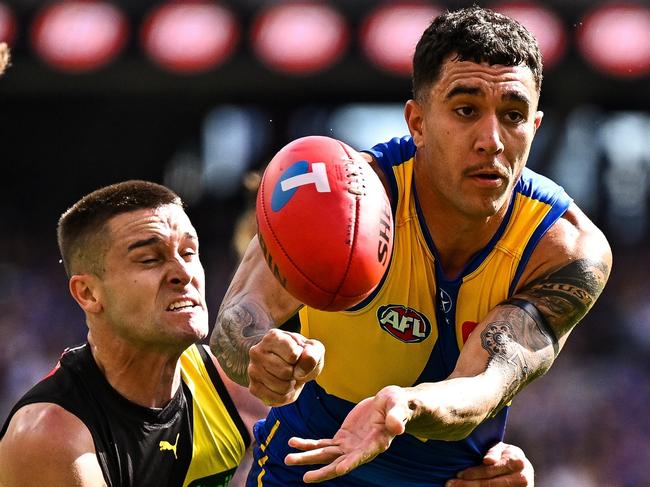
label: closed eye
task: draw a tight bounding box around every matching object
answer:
[181,249,198,261]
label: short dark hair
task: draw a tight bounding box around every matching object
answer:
[412,6,543,101]
[57,180,183,277]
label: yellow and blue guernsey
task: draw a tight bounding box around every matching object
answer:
[248,136,571,487]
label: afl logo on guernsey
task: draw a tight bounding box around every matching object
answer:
[377,305,431,343]
[271,161,331,212]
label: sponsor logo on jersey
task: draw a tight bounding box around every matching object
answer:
[439,288,452,314]
[377,201,391,266]
[159,433,179,459]
[377,304,431,343]
[271,160,331,211]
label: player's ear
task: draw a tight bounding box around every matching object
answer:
[404,100,424,148]
[69,274,103,314]
[534,110,543,132]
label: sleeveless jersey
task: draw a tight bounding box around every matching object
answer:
[0,343,250,487]
[268,135,572,485]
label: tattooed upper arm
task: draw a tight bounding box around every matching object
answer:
[465,209,611,413]
[511,257,610,345]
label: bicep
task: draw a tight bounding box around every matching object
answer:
[512,206,612,348]
[0,404,105,487]
[451,209,612,410]
[512,257,610,350]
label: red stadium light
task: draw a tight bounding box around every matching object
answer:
[577,4,650,78]
[141,1,239,74]
[251,2,348,75]
[492,2,567,69]
[0,3,17,44]
[360,3,441,76]
[31,1,128,73]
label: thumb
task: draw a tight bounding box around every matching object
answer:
[384,401,411,437]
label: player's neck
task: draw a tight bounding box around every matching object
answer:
[87,330,183,409]
[416,178,510,280]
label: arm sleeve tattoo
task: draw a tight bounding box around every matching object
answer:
[210,298,274,386]
[480,257,610,411]
[513,257,610,339]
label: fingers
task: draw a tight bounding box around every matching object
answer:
[285,438,342,466]
[445,472,529,487]
[294,339,325,380]
[302,460,347,484]
[456,458,525,481]
[286,438,349,484]
[251,329,305,366]
[449,442,534,487]
[247,330,325,405]
[286,446,365,484]
[482,441,508,465]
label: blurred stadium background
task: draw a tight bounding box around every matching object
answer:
[0,1,648,485]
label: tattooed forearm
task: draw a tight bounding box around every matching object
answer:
[514,258,610,341]
[481,305,556,411]
[210,299,274,386]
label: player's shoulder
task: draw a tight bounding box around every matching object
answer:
[517,202,612,287]
[1,402,93,453]
[0,402,102,485]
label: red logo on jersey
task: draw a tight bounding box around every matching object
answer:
[461,321,479,344]
[377,305,431,343]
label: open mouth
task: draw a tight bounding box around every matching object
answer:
[167,299,199,311]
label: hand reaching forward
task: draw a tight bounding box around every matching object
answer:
[446,442,534,486]
[248,329,325,406]
[284,386,412,483]
[284,384,535,486]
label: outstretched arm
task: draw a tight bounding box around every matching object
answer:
[210,236,324,405]
[284,205,611,481]
[406,206,611,438]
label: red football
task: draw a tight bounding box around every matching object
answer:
[256,136,393,311]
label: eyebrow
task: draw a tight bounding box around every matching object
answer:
[126,233,197,252]
[127,236,161,252]
[445,85,531,107]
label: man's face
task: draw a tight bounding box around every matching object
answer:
[95,204,208,352]
[406,58,543,219]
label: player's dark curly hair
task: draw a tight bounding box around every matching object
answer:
[412,6,543,101]
[57,180,183,277]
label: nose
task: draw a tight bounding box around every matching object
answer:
[474,114,504,156]
[167,256,193,287]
